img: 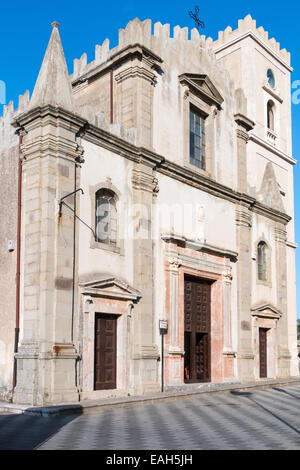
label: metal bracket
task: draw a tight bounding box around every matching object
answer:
[58,188,96,239]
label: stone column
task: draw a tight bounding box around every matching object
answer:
[13,109,86,405]
[274,224,291,376]
[131,162,160,393]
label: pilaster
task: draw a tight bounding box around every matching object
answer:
[274,223,291,376]
[234,113,255,193]
[12,107,86,405]
[115,49,161,148]
[235,204,255,381]
[131,161,160,393]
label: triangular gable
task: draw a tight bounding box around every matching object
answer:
[251,302,283,319]
[257,162,285,213]
[179,73,224,107]
[80,277,141,301]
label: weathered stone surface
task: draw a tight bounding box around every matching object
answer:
[0,14,297,405]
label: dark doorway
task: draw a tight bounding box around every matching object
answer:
[259,328,268,378]
[184,276,211,383]
[94,313,117,390]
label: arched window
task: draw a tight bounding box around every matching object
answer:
[257,241,268,281]
[95,189,117,245]
[267,100,275,131]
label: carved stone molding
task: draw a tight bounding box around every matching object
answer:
[235,206,252,228]
[168,257,182,272]
[152,176,159,197]
[222,268,233,282]
[236,128,249,142]
[115,66,157,86]
[132,168,159,194]
[274,226,287,244]
[234,113,255,132]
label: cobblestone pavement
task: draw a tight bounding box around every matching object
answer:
[0,385,299,450]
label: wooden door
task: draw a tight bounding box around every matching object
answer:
[184,277,211,382]
[94,314,117,390]
[259,328,268,378]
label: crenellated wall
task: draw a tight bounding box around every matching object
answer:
[71,18,228,84]
[213,14,290,65]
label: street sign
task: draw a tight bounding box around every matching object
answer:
[159,320,168,393]
[159,320,168,332]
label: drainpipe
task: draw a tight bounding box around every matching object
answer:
[110,68,114,124]
[71,162,77,343]
[13,132,23,391]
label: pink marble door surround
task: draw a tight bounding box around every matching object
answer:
[164,242,235,385]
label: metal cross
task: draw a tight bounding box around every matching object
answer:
[188,6,205,31]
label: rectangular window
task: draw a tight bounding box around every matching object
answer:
[189,107,206,170]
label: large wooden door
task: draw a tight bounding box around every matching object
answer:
[94,314,117,390]
[184,277,211,382]
[259,328,268,378]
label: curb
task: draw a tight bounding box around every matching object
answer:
[1,377,300,417]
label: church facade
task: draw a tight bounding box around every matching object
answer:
[0,14,298,405]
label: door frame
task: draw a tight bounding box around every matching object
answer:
[94,313,118,390]
[184,275,212,383]
[259,327,269,378]
[80,278,141,396]
[251,305,282,380]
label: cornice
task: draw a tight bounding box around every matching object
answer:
[286,240,298,249]
[234,113,255,132]
[11,104,87,133]
[115,66,157,85]
[162,233,238,260]
[262,84,283,104]
[157,157,254,205]
[248,133,296,165]
[84,128,292,226]
[71,43,163,87]
[252,201,290,225]
[11,105,292,227]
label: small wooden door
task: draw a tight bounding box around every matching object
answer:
[184,277,211,382]
[94,314,117,390]
[259,328,268,378]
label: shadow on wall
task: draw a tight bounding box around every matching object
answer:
[0,411,81,450]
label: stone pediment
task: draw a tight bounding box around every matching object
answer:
[257,162,285,213]
[80,277,141,301]
[251,303,283,319]
[179,73,224,107]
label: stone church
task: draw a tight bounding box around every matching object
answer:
[0,14,298,405]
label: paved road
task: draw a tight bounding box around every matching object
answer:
[0,385,299,450]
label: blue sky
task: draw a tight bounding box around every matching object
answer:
[1,0,299,316]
